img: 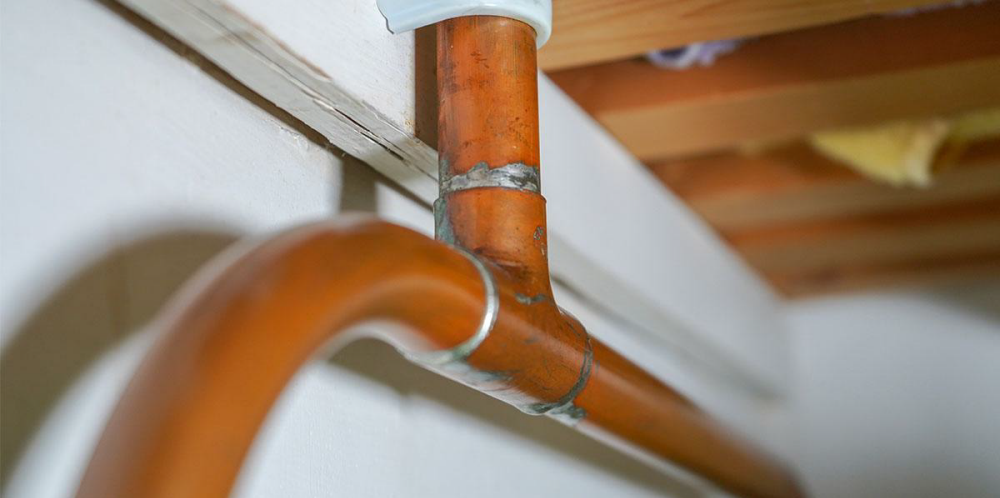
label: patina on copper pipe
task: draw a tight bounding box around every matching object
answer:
[435,15,549,298]
[76,13,804,498]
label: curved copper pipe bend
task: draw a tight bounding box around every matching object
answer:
[77,14,803,498]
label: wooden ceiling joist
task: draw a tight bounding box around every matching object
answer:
[651,141,1000,230]
[541,0,952,70]
[730,199,1000,273]
[768,250,1000,297]
[549,2,1000,160]
[653,140,1000,297]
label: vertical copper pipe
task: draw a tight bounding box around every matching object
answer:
[438,16,540,176]
[436,16,550,297]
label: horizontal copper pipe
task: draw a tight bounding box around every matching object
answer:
[76,218,799,498]
[75,218,588,496]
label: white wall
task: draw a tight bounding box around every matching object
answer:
[0,1,776,497]
[15,2,996,498]
[786,284,1000,498]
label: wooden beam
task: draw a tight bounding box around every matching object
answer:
[767,251,1000,297]
[549,3,1000,160]
[540,0,950,70]
[652,140,1000,230]
[730,200,1000,273]
[768,251,1000,297]
[652,140,1000,297]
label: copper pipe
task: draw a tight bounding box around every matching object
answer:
[76,13,803,498]
[435,16,549,298]
[73,221,471,496]
[434,16,802,497]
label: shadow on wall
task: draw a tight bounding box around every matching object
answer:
[0,150,378,488]
[930,281,1000,327]
[0,227,241,489]
[330,339,704,498]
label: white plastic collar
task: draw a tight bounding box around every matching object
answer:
[377,0,553,47]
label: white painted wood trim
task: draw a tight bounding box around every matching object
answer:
[117,0,790,395]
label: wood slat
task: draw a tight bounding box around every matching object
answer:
[541,0,949,70]
[767,251,1000,297]
[549,3,1000,160]
[653,139,1000,297]
[652,140,1000,230]
[730,200,1000,272]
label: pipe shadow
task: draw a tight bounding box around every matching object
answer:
[0,227,240,489]
[337,154,380,214]
[413,25,438,150]
[329,340,704,498]
[927,281,1000,327]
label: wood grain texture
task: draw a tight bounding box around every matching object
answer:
[654,140,1000,297]
[540,0,950,70]
[731,200,1000,272]
[550,2,1000,160]
[652,141,1000,229]
[768,251,1000,297]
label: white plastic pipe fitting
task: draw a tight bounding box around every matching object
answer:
[376,0,553,47]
